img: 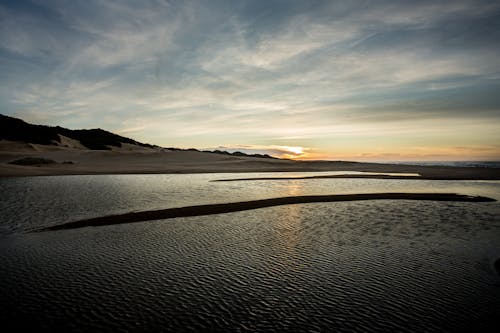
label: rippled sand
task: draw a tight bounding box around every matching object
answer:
[1,174,500,331]
[1,201,500,331]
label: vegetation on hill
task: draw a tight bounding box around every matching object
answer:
[0,114,155,150]
[205,149,275,159]
[8,157,57,165]
[0,114,276,158]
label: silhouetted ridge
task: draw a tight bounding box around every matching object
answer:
[0,114,155,150]
[0,114,59,145]
[203,149,276,159]
[57,128,148,150]
[155,147,275,159]
[1,114,277,158]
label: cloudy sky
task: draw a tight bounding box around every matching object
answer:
[1,0,499,160]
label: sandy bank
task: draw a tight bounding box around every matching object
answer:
[0,145,499,179]
[39,193,495,231]
[212,174,426,181]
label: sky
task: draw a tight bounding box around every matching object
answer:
[1,0,499,161]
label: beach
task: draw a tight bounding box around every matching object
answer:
[2,120,497,331]
[1,141,500,332]
[1,141,499,179]
[2,1,499,330]
[1,172,500,331]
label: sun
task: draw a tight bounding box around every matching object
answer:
[280,146,306,159]
[286,146,304,155]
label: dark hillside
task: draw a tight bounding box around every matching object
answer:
[0,114,154,150]
[1,114,275,158]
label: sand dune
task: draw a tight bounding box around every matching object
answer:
[1,140,499,179]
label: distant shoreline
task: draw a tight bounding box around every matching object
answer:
[2,164,499,180]
[1,144,499,179]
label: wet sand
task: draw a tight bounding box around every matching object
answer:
[212,174,424,181]
[39,193,495,231]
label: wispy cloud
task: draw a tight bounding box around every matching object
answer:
[1,0,499,160]
[204,144,309,159]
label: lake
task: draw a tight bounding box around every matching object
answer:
[1,173,500,331]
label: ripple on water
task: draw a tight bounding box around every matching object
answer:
[2,174,500,234]
[1,200,500,332]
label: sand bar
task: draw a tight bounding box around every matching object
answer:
[212,174,425,181]
[39,193,495,231]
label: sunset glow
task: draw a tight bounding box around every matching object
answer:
[1,1,499,161]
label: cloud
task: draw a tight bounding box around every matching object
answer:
[1,1,499,160]
[204,144,310,159]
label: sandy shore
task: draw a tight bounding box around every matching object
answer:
[1,141,499,179]
[40,193,495,231]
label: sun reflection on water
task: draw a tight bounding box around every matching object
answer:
[265,180,310,275]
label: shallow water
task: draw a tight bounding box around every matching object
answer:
[2,172,500,233]
[1,173,500,331]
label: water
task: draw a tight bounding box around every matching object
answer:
[2,172,500,234]
[1,173,500,331]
